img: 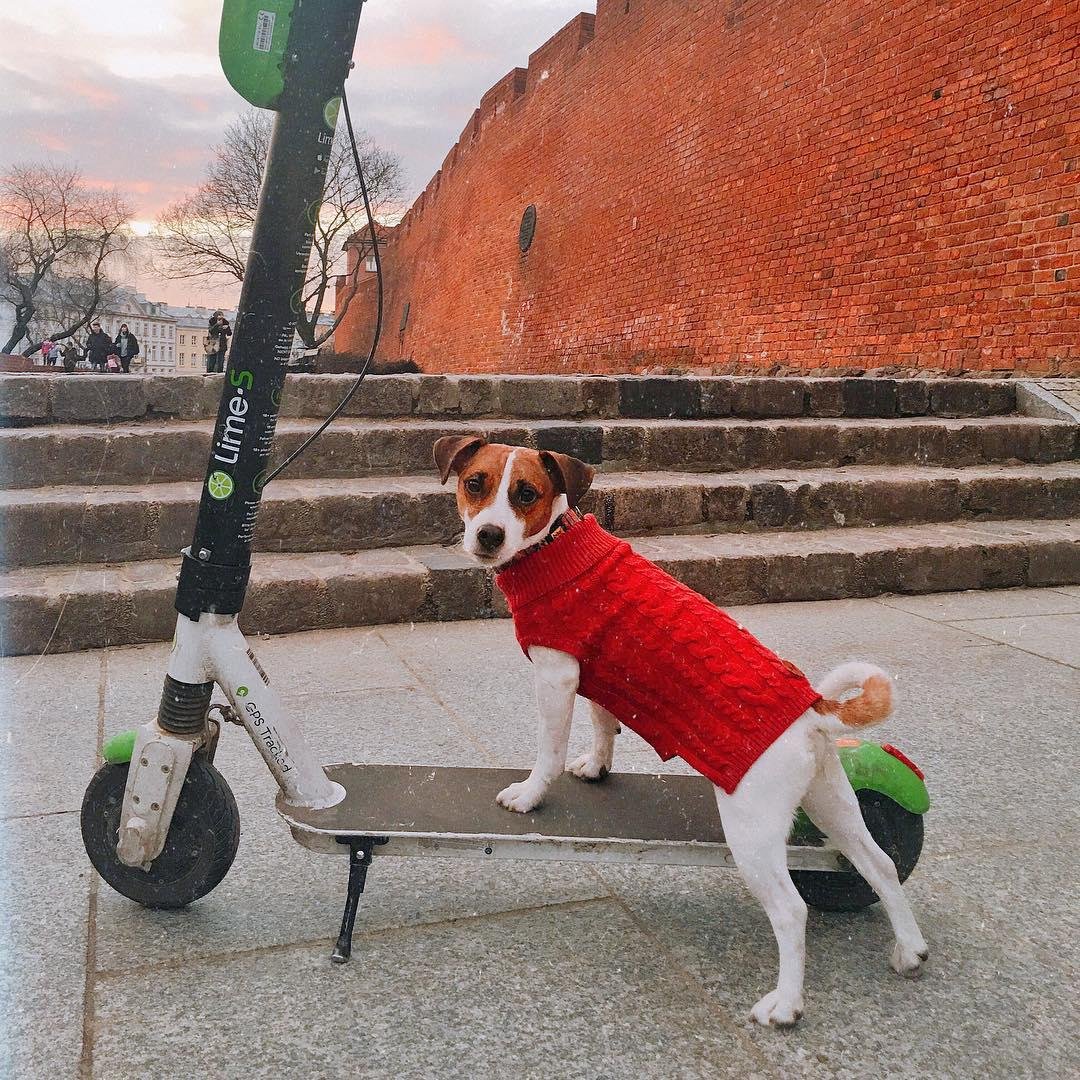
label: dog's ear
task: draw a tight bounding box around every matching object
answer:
[433,435,486,485]
[539,450,595,507]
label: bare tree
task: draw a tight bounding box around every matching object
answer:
[0,165,133,355]
[154,108,403,348]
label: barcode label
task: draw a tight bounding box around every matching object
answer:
[253,10,276,53]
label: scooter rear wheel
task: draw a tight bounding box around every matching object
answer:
[81,755,240,909]
[791,789,923,912]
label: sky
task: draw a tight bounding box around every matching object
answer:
[1,0,585,307]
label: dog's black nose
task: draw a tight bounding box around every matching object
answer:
[477,524,505,551]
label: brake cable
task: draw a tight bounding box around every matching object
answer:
[261,72,385,486]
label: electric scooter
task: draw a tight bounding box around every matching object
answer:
[80,0,931,964]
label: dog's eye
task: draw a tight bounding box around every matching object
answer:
[464,475,484,495]
[518,486,538,506]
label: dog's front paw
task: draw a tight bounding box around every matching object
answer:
[496,780,545,813]
[566,753,610,782]
[891,939,929,978]
[749,989,803,1029]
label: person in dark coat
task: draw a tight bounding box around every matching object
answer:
[84,320,113,372]
[113,323,140,374]
[206,311,232,373]
[61,340,82,372]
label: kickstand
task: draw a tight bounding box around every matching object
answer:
[331,836,387,964]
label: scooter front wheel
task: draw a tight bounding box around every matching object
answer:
[81,754,240,909]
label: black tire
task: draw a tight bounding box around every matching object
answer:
[791,789,923,912]
[81,754,240,909]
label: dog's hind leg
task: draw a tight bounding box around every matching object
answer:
[715,727,816,1027]
[800,743,928,977]
[567,701,619,781]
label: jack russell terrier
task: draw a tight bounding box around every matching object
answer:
[433,435,928,1028]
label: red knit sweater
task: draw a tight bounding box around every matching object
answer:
[496,515,822,794]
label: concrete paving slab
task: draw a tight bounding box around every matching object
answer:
[93,800,611,975]
[228,625,420,697]
[879,586,1080,621]
[0,650,103,817]
[596,842,1077,1079]
[0,814,90,1079]
[947,613,1080,667]
[92,900,773,1080]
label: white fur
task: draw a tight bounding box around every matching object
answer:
[816,660,892,701]
[500,653,928,1028]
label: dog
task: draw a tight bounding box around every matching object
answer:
[433,435,928,1028]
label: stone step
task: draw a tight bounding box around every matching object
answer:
[0,372,1018,426]
[2,415,1075,490]
[4,463,1080,569]
[2,518,1076,655]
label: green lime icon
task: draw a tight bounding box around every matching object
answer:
[207,471,234,500]
[236,686,249,698]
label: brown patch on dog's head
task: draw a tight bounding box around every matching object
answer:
[539,450,594,509]
[433,435,487,485]
[451,442,514,519]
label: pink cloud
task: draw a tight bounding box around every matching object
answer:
[364,23,471,68]
[33,130,70,152]
[67,77,121,109]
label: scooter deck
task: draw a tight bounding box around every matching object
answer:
[277,764,844,871]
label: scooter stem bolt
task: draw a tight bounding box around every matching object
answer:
[140,758,149,766]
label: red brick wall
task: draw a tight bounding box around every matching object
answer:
[336,0,1079,376]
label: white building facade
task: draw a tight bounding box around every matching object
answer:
[98,290,176,374]
[168,305,237,373]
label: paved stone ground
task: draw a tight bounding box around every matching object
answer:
[2,589,1078,1079]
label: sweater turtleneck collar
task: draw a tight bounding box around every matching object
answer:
[495,513,624,609]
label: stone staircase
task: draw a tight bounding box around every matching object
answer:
[1,373,1078,656]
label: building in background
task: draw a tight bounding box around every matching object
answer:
[97,290,176,374]
[167,305,237,373]
[11,289,333,372]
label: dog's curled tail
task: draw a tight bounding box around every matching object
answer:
[812,661,894,730]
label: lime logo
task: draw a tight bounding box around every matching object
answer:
[236,685,249,698]
[324,96,340,130]
[207,471,234,500]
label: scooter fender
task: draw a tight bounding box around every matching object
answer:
[114,725,198,870]
[793,739,930,839]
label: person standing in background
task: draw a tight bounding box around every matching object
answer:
[206,311,232,374]
[84,320,113,372]
[113,323,140,374]
[62,339,82,372]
